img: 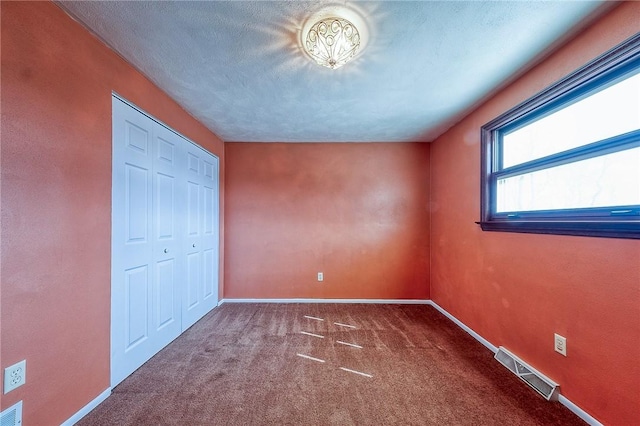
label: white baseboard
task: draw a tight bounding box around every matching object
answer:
[428,301,602,425]
[427,300,498,353]
[63,300,599,426]
[61,387,111,426]
[220,298,430,305]
[558,395,603,426]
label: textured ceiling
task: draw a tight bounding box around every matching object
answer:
[58,1,609,142]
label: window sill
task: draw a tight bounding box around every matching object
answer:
[476,220,640,239]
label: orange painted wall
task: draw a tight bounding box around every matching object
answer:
[224,143,430,300]
[429,3,640,425]
[1,2,224,424]
[2,0,638,424]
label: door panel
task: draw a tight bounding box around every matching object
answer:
[155,173,174,239]
[126,122,149,154]
[204,186,214,235]
[150,122,182,349]
[113,98,155,386]
[157,136,174,164]
[152,123,183,342]
[203,248,215,298]
[125,165,149,243]
[125,266,149,349]
[186,252,200,309]
[113,98,180,386]
[182,144,219,330]
[187,181,200,237]
[204,159,214,180]
[203,157,220,308]
[188,152,199,173]
[156,259,176,329]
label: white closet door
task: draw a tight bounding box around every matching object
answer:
[201,155,220,313]
[151,123,184,340]
[182,143,219,330]
[200,153,220,316]
[111,98,182,386]
[112,96,219,386]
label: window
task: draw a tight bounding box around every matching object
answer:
[480,34,640,239]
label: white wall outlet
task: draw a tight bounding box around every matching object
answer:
[317,272,323,282]
[4,360,26,394]
[554,334,567,356]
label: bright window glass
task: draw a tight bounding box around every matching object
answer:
[503,71,640,168]
[497,146,640,212]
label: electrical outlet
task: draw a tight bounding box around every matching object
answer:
[554,334,567,356]
[4,360,26,394]
[317,272,323,282]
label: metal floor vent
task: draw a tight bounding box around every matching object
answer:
[495,347,559,400]
[0,401,22,426]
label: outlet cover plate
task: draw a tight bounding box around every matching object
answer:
[554,334,567,356]
[317,272,323,282]
[4,360,26,394]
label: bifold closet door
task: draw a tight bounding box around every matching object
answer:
[111,98,184,386]
[112,97,220,386]
[182,143,219,330]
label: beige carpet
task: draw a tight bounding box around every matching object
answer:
[79,303,584,425]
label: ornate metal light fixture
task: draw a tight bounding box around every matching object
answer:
[303,17,361,70]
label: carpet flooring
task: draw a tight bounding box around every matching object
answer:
[79,303,585,425]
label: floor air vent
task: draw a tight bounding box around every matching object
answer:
[495,346,559,400]
[0,401,22,426]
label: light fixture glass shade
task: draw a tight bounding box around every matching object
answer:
[304,17,361,69]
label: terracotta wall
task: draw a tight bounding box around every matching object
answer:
[2,0,638,424]
[1,2,224,424]
[429,3,640,425]
[224,143,430,300]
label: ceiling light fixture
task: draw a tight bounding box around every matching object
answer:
[303,16,362,70]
